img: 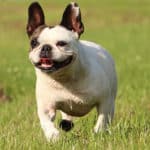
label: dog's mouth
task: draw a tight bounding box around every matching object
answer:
[34,56,73,73]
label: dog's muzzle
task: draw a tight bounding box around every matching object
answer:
[33,44,74,73]
[34,55,73,73]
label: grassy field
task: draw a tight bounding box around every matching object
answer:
[0,0,150,149]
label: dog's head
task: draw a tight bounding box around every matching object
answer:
[26,2,84,73]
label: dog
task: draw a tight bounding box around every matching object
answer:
[26,2,117,141]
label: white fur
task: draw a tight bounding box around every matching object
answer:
[40,27,76,59]
[29,46,41,64]
[71,2,80,17]
[30,26,117,141]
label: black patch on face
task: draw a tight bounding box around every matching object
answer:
[30,25,47,39]
[30,38,39,49]
[29,25,47,51]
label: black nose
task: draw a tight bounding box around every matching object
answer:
[40,44,52,58]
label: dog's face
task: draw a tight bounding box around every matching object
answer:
[26,2,84,73]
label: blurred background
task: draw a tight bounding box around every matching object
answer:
[0,0,149,149]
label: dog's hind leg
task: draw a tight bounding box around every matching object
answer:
[59,111,74,132]
[94,98,115,133]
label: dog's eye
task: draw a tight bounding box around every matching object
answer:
[31,38,39,48]
[56,41,67,47]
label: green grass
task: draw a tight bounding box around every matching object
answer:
[0,0,150,149]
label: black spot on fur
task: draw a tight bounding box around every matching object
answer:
[74,3,78,7]
[59,120,74,132]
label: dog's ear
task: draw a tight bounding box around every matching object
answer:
[26,2,45,37]
[60,2,84,38]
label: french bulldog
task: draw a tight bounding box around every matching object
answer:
[26,2,117,141]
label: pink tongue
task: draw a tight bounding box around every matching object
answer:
[40,58,53,68]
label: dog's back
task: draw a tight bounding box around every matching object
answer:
[79,40,117,100]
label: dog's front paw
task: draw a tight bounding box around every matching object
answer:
[59,119,74,131]
[45,128,59,142]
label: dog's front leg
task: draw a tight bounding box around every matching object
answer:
[37,106,59,141]
[59,111,74,131]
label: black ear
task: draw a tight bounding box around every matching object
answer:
[26,2,45,37]
[60,2,84,37]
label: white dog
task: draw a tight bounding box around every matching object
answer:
[26,2,117,141]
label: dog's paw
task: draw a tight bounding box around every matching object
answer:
[59,119,74,132]
[45,128,59,142]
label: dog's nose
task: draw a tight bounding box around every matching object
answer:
[40,44,52,58]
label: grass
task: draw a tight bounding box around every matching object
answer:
[0,0,150,149]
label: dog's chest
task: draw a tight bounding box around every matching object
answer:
[36,78,96,116]
[54,88,96,116]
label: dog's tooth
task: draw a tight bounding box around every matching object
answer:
[41,64,52,68]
